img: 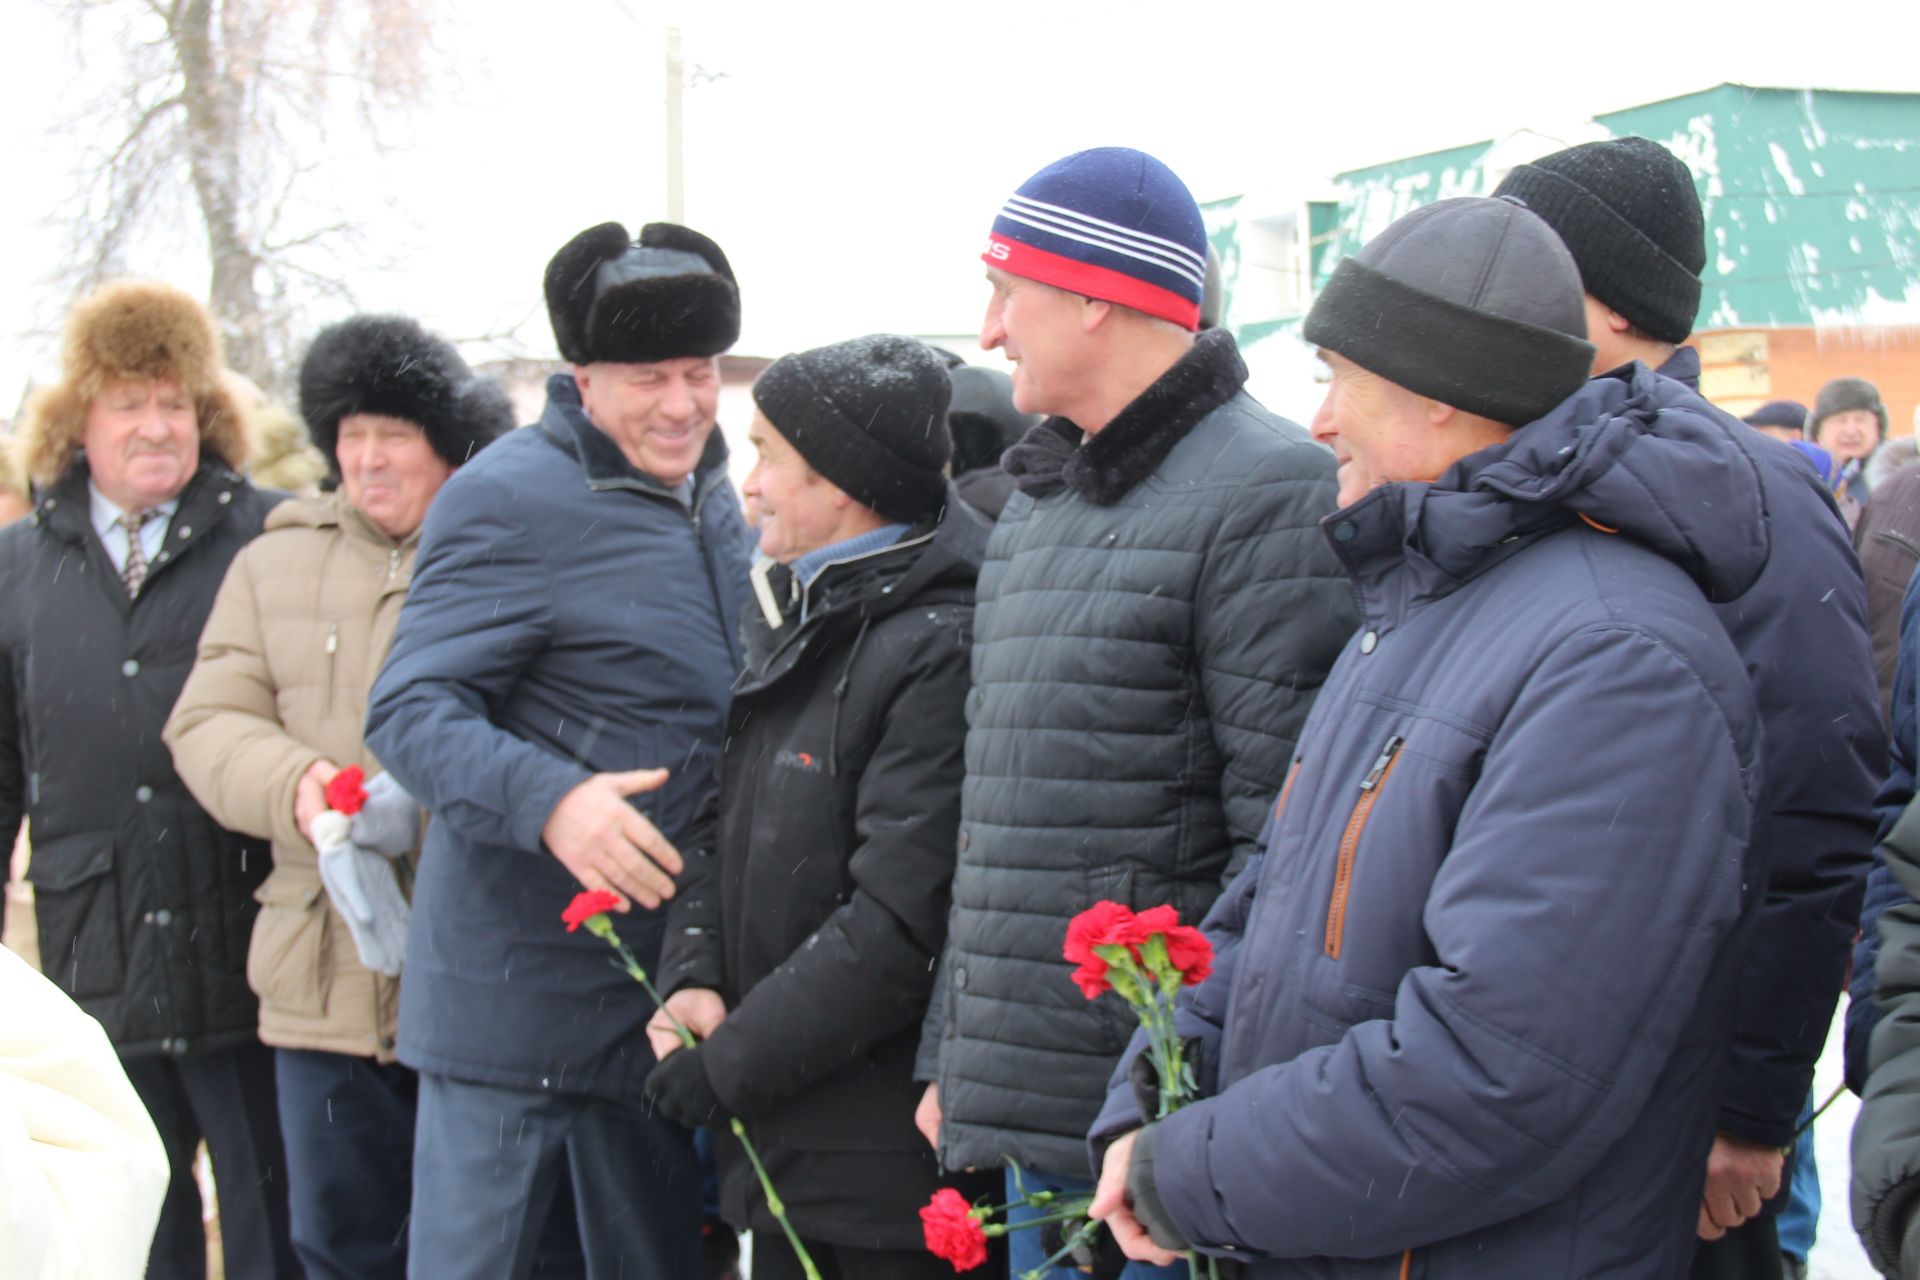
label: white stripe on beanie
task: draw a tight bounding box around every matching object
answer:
[1002,194,1206,287]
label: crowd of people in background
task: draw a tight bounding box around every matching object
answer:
[3,135,1920,1280]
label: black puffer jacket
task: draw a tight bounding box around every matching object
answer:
[660,498,984,1249]
[0,460,280,1057]
[924,330,1357,1175]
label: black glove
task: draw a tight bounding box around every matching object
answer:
[646,1046,725,1130]
[1036,1216,1129,1279]
[1126,1124,1192,1254]
[1129,1036,1205,1123]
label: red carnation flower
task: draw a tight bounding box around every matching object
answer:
[1132,904,1179,935]
[920,1188,988,1272]
[1162,924,1214,986]
[562,889,624,933]
[1070,958,1114,1000]
[325,765,368,815]
[1063,901,1140,966]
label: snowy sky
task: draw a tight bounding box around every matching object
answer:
[3,0,1917,411]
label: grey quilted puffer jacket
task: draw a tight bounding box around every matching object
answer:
[922,330,1357,1175]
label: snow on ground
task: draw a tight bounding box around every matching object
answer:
[1811,1010,1879,1280]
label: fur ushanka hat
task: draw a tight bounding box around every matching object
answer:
[298,315,515,474]
[12,279,253,488]
[544,221,740,366]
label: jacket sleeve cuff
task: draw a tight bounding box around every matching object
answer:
[1717,1105,1797,1151]
[1127,1124,1191,1254]
[511,755,595,855]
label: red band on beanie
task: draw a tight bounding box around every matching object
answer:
[983,238,1201,331]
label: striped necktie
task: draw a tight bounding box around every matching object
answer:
[121,507,153,597]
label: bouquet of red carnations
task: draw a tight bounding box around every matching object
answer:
[921,901,1215,1278]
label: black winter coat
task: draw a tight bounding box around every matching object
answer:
[660,500,985,1249]
[365,375,751,1098]
[924,330,1357,1175]
[0,460,280,1057]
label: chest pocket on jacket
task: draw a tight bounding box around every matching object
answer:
[1314,718,1486,1019]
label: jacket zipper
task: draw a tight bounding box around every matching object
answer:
[1274,759,1302,825]
[324,624,339,712]
[1325,734,1404,959]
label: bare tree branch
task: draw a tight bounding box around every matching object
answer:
[48,0,437,397]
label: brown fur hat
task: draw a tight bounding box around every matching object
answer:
[11,280,253,488]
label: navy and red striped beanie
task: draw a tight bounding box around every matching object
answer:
[983,147,1208,331]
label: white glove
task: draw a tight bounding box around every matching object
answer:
[315,823,410,977]
[348,771,421,858]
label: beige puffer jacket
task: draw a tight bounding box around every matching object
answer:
[164,494,419,1062]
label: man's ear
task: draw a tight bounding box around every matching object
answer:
[1080,296,1113,334]
[1425,396,1458,427]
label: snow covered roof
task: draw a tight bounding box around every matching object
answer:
[1313,84,1920,329]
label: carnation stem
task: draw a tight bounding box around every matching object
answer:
[580,909,818,1280]
[1016,1216,1102,1280]
[732,1116,822,1280]
[984,1207,1092,1236]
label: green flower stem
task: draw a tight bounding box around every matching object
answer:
[582,911,819,1280]
[731,1116,821,1280]
[983,1207,1093,1236]
[1016,1216,1102,1280]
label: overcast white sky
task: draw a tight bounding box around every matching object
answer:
[4,0,1918,410]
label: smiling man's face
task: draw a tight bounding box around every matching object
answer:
[1309,351,1445,508]
[574,356,720,486]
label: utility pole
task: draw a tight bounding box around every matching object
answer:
[665,25,684,222]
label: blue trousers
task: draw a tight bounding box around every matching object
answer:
[276,1049,417,1280]
[410,1072,701,1280]
[1005,1169,1183,1280]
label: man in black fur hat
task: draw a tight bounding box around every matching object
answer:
[166,315,513,1279]
[915,148,1357,1278]
[364,223,755,1279]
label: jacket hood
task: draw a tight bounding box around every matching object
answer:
[1339,362,1769,609]
[741,491,986,689]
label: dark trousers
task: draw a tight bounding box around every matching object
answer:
[276,1049,417,1280]
[410,1071,702,1280]
[751,1234,961,1280]
[123,1040,298,1280]
[1688,1213,1783,1279]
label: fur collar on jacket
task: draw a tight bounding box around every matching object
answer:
[1002,328,1248,506]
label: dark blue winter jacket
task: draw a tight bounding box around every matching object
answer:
[1656,348,1880,1145]
[364,374,750,1097]
[1092,363,1767,1278]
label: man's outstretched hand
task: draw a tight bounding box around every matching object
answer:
[543,769,682,909]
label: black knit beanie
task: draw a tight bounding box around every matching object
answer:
[752,335,953,522]
[1810,377,1888,441]
[1493,137,1705,344]
[1741,400,1809,433]
[1303,198,1596,427]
